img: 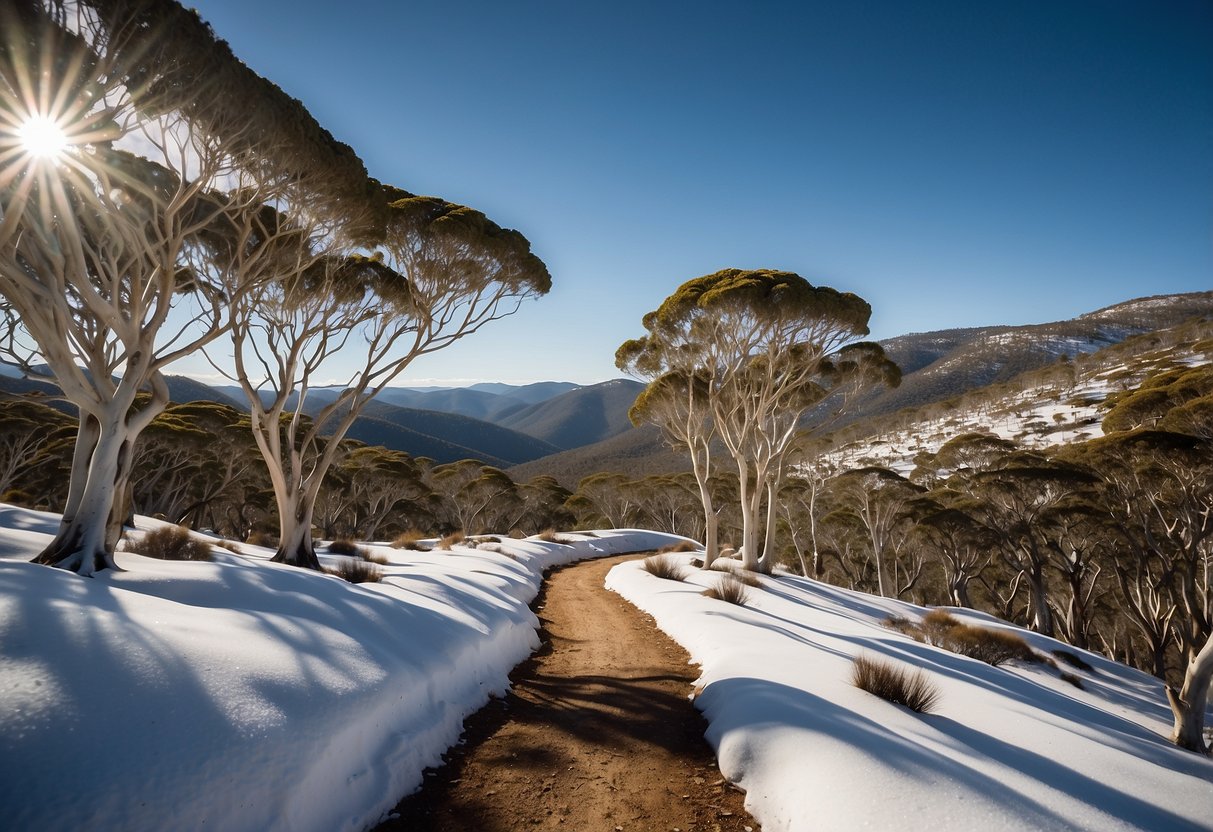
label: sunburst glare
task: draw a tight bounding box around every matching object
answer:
[17,114,69,160]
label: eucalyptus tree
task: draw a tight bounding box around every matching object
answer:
[316,445,433,541]
[617,368,721,562]
[217,195,550,567]
[430,460,522,536]
[620,269,898,572]
[829,467,925,598]
[0,0,379,573]
[967,452,1099,637]
[912,501,993,609]
[517,475,575,535]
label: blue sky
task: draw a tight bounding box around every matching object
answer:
[185,0,1212,386]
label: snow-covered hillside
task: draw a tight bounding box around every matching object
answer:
[830,326,1212,476]
[0,506,680,832]
[607,556,1213,832]
[4,505,1211,832]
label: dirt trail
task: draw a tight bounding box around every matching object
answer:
[376,553,758,832]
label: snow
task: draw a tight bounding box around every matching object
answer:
[0,504,681,832]
[606,558,1213,832]
[6,500,1211,832]
[826,340,1211,476]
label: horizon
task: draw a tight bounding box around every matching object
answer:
[184,286,1212,389]
[3,286,1205,390]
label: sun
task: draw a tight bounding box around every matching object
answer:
[18,115,70,160]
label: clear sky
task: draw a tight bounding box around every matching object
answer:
[182,0,1212,387]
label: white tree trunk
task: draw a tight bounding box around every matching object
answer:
[738,470,763,572]
[1167,632,1213,753]
[274,491,321,571]
[34,407,137,575]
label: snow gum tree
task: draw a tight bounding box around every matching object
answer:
[620,269,899,572]
[217,192,550,569]
[618,368,723,565]
[0,0,379,574]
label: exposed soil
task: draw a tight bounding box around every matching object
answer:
[376,553,758,832]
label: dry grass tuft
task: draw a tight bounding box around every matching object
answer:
[478,543,520,560]
[535,528,577,545]
[437,531,465,550]
[890,610,1043,667]
[709,559,763,587]
[852,654,940,713]
[703,574,750,606]
[1051,649,1095,673]
[658,539,701,554]
[508,529,527,539]
[327,538,365,557]
[882,615,922,639]
[362,550,390,565]
[328,559,384,584]
[1060,671,1085,689]
[128,525,213,561]
[641,554,688,581]
[391,529,430,551]
[214,540,242,554]
[245,530,276,548]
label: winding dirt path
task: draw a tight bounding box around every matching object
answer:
[375,553,758,832]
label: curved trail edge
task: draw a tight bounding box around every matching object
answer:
[376,552,759,832]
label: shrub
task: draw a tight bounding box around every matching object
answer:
[1051,649,1095,673]
[703,574,750,606]
[709,560,763,587]
[1060,671,1085,690]
[128,525,213,562]
[882,615,922,640]
[851,654,940,714]
[391,529,430,551]
[328,559,384,584]
[887,611,1044,667]
[535,528,576,544]
[362,550,390,565]
[327,538,365,557]
[658,539,700,554]
[245,530,276,548]
[477,543,516,559]
[641,554,688,581]
[437,531,466,550]
[941,626,1040,667]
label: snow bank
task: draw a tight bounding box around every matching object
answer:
[606,557,1213,832]
[0,505,680,832]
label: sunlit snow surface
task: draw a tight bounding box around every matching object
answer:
[607,557,1213,832]
[0,504,680,832]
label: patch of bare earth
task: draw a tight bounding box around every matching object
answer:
[376,553,758,832]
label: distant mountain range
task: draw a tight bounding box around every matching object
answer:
[2,291,1210,484]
